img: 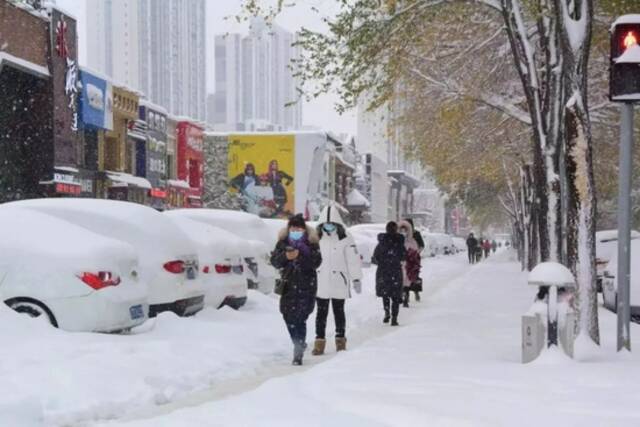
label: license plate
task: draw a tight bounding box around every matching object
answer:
[186,266,196,280]
[129,304,144,320]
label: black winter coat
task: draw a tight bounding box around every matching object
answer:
[270,230,322,323]
[372,233,406,299]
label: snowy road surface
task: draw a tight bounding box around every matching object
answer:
[105,251,640,427]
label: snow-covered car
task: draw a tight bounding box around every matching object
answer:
[165,214,248,310]
[4,199,204,318]
[596,229,640,292]
[349,223,386,265]
[0,209,148,332]
[169,209,278,294]
[452,237,467,253]
[602,239,640,317]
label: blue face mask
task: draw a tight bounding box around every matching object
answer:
[323,223,336,233]
[289,230,304,241]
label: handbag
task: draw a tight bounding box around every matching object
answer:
[274,278,286,296]
[410,278,423,292]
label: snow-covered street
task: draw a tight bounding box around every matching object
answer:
[99,251,640,427]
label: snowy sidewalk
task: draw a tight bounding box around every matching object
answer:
[109,252,640,427]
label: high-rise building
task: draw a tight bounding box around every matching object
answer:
[86,0,139,89]
[85,0,206,121]
[212,19,302,131]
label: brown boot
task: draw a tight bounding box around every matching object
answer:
[335,336,347,352]
[312,338,326,356]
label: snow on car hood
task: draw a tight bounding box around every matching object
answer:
[0,208,137,273]
[1,199,194,267]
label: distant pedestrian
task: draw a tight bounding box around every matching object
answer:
[372,221,406,326]
[271,214,322,366]
[466,233,478,264]
[399,220,421,308]
[491,240,498,253]
[405,218,424,302]
[312,205,363,356]
[483,239,491,259]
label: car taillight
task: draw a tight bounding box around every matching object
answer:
[215,264,232,274]
[164,260,185,274]
[203,265,210,274]
[78,271,121,290]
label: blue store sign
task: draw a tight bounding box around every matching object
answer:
[79,69,113,131]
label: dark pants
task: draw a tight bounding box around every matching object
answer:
[285,318,307,346]
[382,296,401,319]
[468,249,475,264]
[315,298,346,339]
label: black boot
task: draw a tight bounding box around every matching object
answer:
[391,317,399,326]
[414,291,421,302]
[292,342,304,366]
[402,289,409,308]
[383,310,390,323]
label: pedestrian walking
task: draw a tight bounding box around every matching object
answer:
[372,221,406,326]
[312,205,363,356]
[270,214,322,366]
[399,220,422,308]
[491,239,498,253]
[466,233,478,264]
[405,218,425,302]
[483,239,491,259]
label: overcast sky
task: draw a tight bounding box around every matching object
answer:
[55,0,356,135]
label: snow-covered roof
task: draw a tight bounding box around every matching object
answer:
[167,179,191,189]
[0,51,49,78]
[139,99,169,115]
[611,15,640,30]
[106,171,152,189]
[346,189,370,207]
[528,262,575,287]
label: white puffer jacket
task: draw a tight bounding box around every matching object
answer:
[316,205,363,299]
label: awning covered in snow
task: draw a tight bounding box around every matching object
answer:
[106,171,152,189]
[0,52,50,79]
[167,179,191,189]
[346,189,370,208]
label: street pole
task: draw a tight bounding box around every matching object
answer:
[617,102,634,352]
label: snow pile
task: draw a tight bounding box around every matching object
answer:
[109,253,640,427]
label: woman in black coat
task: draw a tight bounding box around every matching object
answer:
[372,221,406,326]
[270,214,322,365]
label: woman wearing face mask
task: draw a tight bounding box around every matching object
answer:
[398,220,421,308]
[312,205,363,356]
[271,214,322,365]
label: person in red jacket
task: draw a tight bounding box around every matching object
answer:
[398,220,421,308]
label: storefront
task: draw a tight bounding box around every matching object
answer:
[139,101,168,210]
[99,84,141,202]
[175,120,204,208]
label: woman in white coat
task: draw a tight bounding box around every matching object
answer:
[312,204,363,355]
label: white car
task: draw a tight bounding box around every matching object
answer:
[452,237,467,253]
[4,199,204,317]
[169,209,278,294]
[165,213,248,309]
[596,229,640,292]
[602,239,640,317]
[0,209,148,332]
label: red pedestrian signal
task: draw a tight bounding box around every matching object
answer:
[624,31,637,50]
[610,16,640,102]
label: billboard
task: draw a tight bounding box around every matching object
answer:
[79,69,113,130]
[228,134,295,218]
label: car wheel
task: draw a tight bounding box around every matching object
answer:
[5,298,58,327]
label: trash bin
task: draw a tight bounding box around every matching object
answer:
[522,313,545,363]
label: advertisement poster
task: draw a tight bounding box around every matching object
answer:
[228,135,295,218]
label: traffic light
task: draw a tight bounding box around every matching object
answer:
[610,16,640,102]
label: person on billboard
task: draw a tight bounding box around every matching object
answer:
[266,159,294,215]
[271,214,322,366]
[230,163,257,193]
[312,204,363,356]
